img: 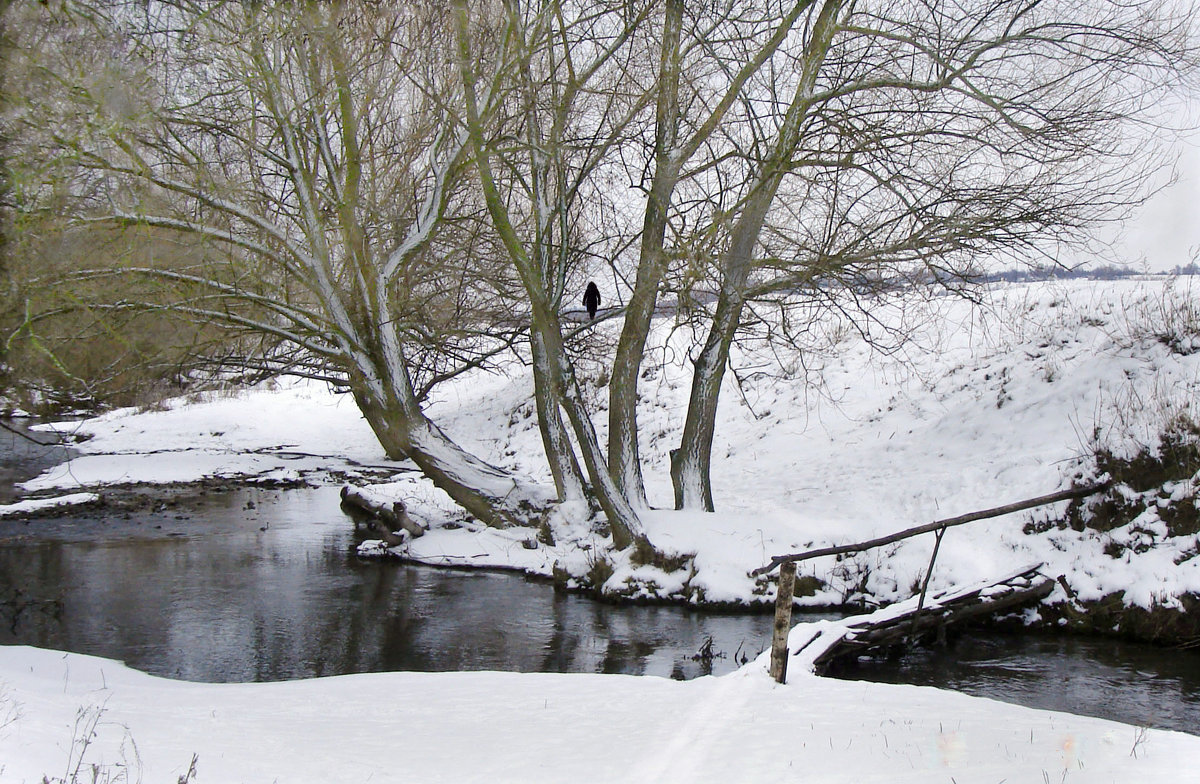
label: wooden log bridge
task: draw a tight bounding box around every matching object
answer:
[763,482,1109,683]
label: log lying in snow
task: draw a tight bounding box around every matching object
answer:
[340,485,424,547]
[754,483,1109,576]
[789,563,1055,676]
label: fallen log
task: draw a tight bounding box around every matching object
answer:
[788,564,1056,676]
[340,486,424,547]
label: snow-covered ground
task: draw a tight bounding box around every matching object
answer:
[0,492,98,517]
[2,642,1197,783]
[5,278,1200,781]
[17,278,1200,609]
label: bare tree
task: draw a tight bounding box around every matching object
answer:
[8,1,548,527]
[7,0,1194,556]
[608,0,818,510]
[446,0,840,546]
[443,0,1195,523]
[661,0,1197,510]
[449,0,662,549]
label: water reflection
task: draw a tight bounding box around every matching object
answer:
[0,487,771,682]
[0,420,73,503]
[832,631,1200,736]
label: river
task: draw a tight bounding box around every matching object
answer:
[1,422,1197,736]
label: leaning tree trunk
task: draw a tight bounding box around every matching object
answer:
[559,384,650,550]
[453,4,650,552]
[538,308,651,551]
[671,172,774,510]
[531,328,589,505]
[350,355,550,529]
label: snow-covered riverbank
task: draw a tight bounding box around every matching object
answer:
[2,643,1197,783]
[5,278,1200,779]
[15,279,1200,614]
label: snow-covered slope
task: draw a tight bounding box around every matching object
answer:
[20,278,1200,614]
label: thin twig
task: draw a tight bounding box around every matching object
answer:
[0,419,58,447]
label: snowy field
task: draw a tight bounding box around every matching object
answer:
[4,278,1200,780]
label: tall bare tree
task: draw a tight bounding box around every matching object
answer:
[9,1,549,527]
[450,0,663,548]
[443,0,1195,519]
[668,0,1196,509]
[7,0,1195,555]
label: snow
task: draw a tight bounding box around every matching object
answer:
[16,279,1200,611]
[1,645,1197,783]
[21,383,401,491]
[6,278,1200,779]
[0,493,98,517]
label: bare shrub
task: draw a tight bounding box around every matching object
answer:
[1110,278,1200,355]
[1053,404,1200,539]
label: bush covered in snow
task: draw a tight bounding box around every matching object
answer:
[1027,413,1200,643]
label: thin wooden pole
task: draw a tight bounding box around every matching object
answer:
[907,526,946,644]
[752,483,1107,576]
[769,561,797,684]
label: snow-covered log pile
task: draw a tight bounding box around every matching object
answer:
[786,564,1056,676]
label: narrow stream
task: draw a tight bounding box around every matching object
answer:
[0,485,774,682]
[834,632,1200,737]
[2,421,1198,736]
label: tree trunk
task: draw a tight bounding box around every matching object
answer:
[544,315,650,551]
[453,4,650,552]
[672,0,843,511]
[531,328,589,505]
[671,291,743,510]
[610,0,815,509]
[607,0,683,509]
[350,359,549,530]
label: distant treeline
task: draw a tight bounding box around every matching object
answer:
[981,264,1200,283]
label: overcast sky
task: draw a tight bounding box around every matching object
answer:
[1105,134,1200,271]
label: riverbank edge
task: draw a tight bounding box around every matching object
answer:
[7,477,1198,652]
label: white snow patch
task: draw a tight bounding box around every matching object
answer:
[1,645,1196,783]
[0,492,99,516]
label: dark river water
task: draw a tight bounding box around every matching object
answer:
[1,421,1198,736]
[0,420,74,504]
[0,485,775,682]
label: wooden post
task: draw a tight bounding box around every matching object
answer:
[769,561,797,684]
[907,526,946,644]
